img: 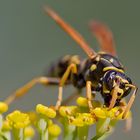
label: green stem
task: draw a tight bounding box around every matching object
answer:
[77,126,89,140]
[61,118,77,140]
[64,125,77,140]
[91,118,111,140]
[12,128,24,140]
[38,118,48,140]
[48,135,58,140]
[40,131,48,140]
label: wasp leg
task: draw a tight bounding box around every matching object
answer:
[4,77,60,105]
[86,81,93,110]
[108,84,119,110]
[55,64,78,110]
[116,107,132,131]
[114,100,132,131]
[122,85,138,119]
[125,117,132,132]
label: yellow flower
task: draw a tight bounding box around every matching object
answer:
[110,107,131,120]
[6,110,30,129]
[59,106,78,117]
[76,97,88,107]
[76,97,101,108]
[0,102,8,113]
[69,113,96,127]
[92,108,107,119]
[92,107,131,120]
[36,104,56,118]
[48,124,61,137]
[24,126,35,138]
[27,111,38,125]
[2,120,11,131]
[69,116,84,127]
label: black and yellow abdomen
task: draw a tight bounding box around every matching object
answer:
[46,55,81,79]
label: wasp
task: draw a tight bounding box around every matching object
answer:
[5,6,137,119]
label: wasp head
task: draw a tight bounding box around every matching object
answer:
[102,70,133,108]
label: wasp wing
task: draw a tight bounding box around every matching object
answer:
[89,21,116,56]
[44,6,96,58]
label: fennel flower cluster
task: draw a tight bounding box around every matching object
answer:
[0,95,131,140]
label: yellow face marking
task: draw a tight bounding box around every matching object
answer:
[110,58,114,63]
[116,76,128,83]
[90,64,97,71]
[103,67,124,73]
[116,88,124,99]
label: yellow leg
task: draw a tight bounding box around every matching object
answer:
[4,77,60,105]
[122,85,137,119]
[86,81,93,110]
[108,84,119,110]
[114,99,132,131]
[115,99,126,116]
[55,64,77,110]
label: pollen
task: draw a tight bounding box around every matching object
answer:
[36,104,56,118]
[76,97,88,107]
[92,108,107,119]
[59,106,78,117]
[6,110,30,129]
[69,113,96,127]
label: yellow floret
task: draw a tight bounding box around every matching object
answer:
[76,97,88,107]
[92,108,107,119]
[36,104,56,118]
[24,126,35,138]
[92,107,131,120]
[69,113,96,127]
[2,120,11,131]
[48,124,61,137]
[6,110,30,129]
[59,106,78,117]
[76,97,101,108]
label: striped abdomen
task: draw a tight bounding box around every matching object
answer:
[45,55,81,79]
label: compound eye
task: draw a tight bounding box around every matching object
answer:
[107,77,114,89]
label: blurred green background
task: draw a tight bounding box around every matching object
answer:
[0,0,140,139]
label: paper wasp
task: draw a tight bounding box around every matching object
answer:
[5,6,137,119]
